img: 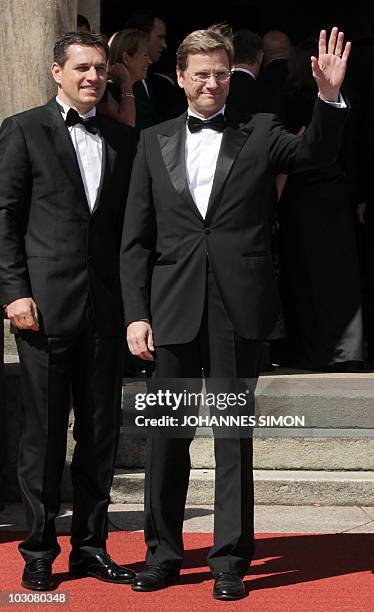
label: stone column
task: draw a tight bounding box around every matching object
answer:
[0,0,78,122]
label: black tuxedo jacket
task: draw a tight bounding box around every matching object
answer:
[227,71,261,121]
[133,74,187,132]
[0,98,136,336]
[148,73,187,124]
[120,100,348,345]
[257,59,289,120]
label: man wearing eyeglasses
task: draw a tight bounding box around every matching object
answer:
[121,25,350,600]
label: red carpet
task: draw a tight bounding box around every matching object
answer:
[0,531,373,611]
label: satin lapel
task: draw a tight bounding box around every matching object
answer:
[41,99,89,212]
[158,115,204,222]
[205,122,254,222]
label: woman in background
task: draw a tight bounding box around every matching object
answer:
[99,29,151,128]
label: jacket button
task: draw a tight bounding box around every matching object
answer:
[204,228,211,235]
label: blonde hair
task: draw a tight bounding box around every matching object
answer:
[108,29,148,67]
[176,24,233,71]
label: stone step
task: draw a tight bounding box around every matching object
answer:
[104,469,374,507]
[113,433,374,471]
[4,361,374,503]
[121,373,374,430]
[116,373,374,473]
[256,374,374,429]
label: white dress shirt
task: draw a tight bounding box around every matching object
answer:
[141,79,150,97]
[56,96,103,211]
[318,93,347,109]
[185,106,225,219]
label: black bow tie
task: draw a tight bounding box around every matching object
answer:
[65,108,99,135]
[188,114,225,133]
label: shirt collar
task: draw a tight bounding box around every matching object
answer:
[187,105,226,121]
[56,96,97,120]
[264,58,287,66]
[232,67,256,79]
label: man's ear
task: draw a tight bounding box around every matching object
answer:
[257,51,264,66]
[176,66,184,89]
[51,62,62,85]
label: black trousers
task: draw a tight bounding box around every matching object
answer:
[15,305,123,562]
[144,263,261,577]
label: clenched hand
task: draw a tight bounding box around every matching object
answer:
[127,320,155,361]
[6,297,39,331]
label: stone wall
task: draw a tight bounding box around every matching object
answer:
[78,0,101,32]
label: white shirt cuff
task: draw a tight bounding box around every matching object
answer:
[318,93,347,108]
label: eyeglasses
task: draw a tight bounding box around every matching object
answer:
[186,70,231,83]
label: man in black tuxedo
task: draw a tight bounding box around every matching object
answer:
[227,29,263,120]
[121,26,350,600]
[0,32,136,590]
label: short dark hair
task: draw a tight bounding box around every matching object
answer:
[233,30,262,64]
[124,8,165,33]
[53,31,109,67]
[77,14,91,31]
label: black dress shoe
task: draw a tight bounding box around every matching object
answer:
[213,573,246,600]
[21,558,54,591]
[329,361,368,373]
[131,565,180,591]
[69,552,135,584]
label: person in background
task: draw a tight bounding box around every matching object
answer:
[124,8,186,128]
[356,95,374,366]
[276,38,364,371]
[257,30,292,121]
[227,29,263,121]
[99,29,151,128]
[125,9,167,64]
[100,29,153,377]
[77,14,91,33]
